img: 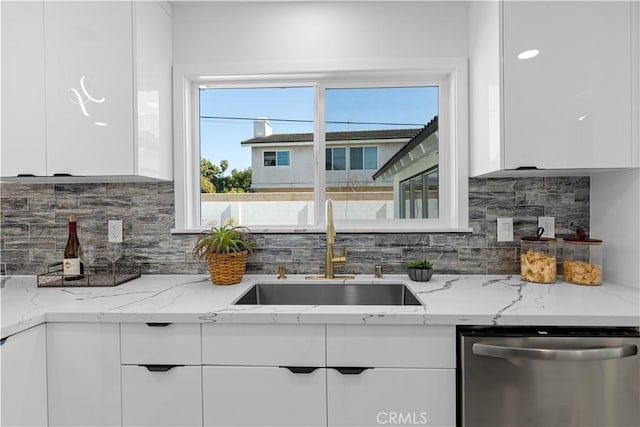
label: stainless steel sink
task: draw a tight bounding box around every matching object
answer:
[233,282,421,306]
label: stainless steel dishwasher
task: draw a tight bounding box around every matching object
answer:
[458,326,640,427]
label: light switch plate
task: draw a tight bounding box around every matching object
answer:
[538,217,555,238]
[497,218,513,242]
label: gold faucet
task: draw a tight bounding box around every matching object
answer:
[325,198,347,278]
[307,199,353,280]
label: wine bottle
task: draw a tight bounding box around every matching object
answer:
[63,214,84,280]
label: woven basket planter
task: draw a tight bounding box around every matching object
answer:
[206,251,248,285]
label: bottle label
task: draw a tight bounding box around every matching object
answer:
[63,258,81,276]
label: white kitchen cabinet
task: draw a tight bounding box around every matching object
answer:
[326,324,456,368]
[469,0,637,176]
[201,324,327,426]
[327,368,455,427]
[121,322,201,365]
[0,0,47,177]
[133,0,174,179]
[44,1,135,177]
[202,366,327,427]
[0,325,48,427]
[122,365,202,427]
[46,323,121,427]
[1,0,172,180]
[121,322,202,427]
[202,323,326,366]
[326,324,456,427]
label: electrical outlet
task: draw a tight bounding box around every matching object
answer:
[108,220,123,243]
[538,217,555,238]
[497,218,513,242]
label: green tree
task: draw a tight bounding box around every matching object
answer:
[227,168,252,193]
[201,176,215,193]
[200,158,252,193]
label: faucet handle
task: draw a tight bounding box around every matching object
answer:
[277,264,287,280]
[340,245,347,257]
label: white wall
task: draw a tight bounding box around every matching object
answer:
[172,1,468,69]
[590,170,640,289]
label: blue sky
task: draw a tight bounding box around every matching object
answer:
[200,86,438,171]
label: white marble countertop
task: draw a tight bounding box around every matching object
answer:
[1,274,639,339]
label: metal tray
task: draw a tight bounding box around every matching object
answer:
[37,263,141,287]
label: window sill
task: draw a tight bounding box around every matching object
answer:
[171,227,474,235]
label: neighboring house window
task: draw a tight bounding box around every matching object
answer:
[326,147,346,171]
[349,146,378,170]
[264,151,290,167]
[400,167,439,219]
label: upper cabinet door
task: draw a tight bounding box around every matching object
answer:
[44,1,134,176]
[503,0,633,170]
[1,1,47,177]
[134,1,173,180]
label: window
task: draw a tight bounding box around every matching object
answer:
[326,147,346,171]
[173,63,469,232]
[264,151,290,167]
[349,146,378,170]
[400,167,439,219]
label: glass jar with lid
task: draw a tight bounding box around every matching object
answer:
[562,229,603,286]
[521,227,557,283]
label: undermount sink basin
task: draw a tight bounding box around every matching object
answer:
[233,282,421,306]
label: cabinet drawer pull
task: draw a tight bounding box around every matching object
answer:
[146,323,171,327]
[280,366,319,374]
[332,367,372,375]
[142,365,183,372]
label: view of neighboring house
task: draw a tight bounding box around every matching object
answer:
[203,118,438,225]
[373,116,439,219]
[241,119,421,193]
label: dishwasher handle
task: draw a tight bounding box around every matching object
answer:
[472,342,638,362]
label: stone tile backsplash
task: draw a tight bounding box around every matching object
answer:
[0,177,590,276]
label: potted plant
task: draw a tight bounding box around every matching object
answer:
[407,259,433,282]
[192,219,253,285]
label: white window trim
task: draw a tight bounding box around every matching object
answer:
[172,61,470,233]
[263,150,291,168]
[349,145,378,171]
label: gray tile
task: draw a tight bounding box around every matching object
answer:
[0,176,592,276]
[459,247,517,262]
[1,197,28,210]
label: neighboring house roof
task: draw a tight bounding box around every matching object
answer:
[372,116,438,180]
[241,128,422,146]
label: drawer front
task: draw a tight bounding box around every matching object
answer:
[203,366,326,427]
[326,325,455,368]
[327,367,455,427]
[202,324,325,366]
[121,323,201,365]
[122,365,202,427]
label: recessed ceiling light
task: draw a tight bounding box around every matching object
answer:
[517,49,540,60]
[578,115,587,121]
[94,121,108,127]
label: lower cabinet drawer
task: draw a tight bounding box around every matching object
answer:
[202,366,326,427]
[202,323,325,366]
[327,367,456,427]
[121,323,201,365]
[327,324,456,368]
[122,365,202,427]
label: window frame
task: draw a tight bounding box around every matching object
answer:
[326,146,347,171]
[172,63,469,233]
[349,145,378,171]
[263,150,291,168]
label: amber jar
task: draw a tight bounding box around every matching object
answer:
[521,230,557,284]
[562,230,603,286]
